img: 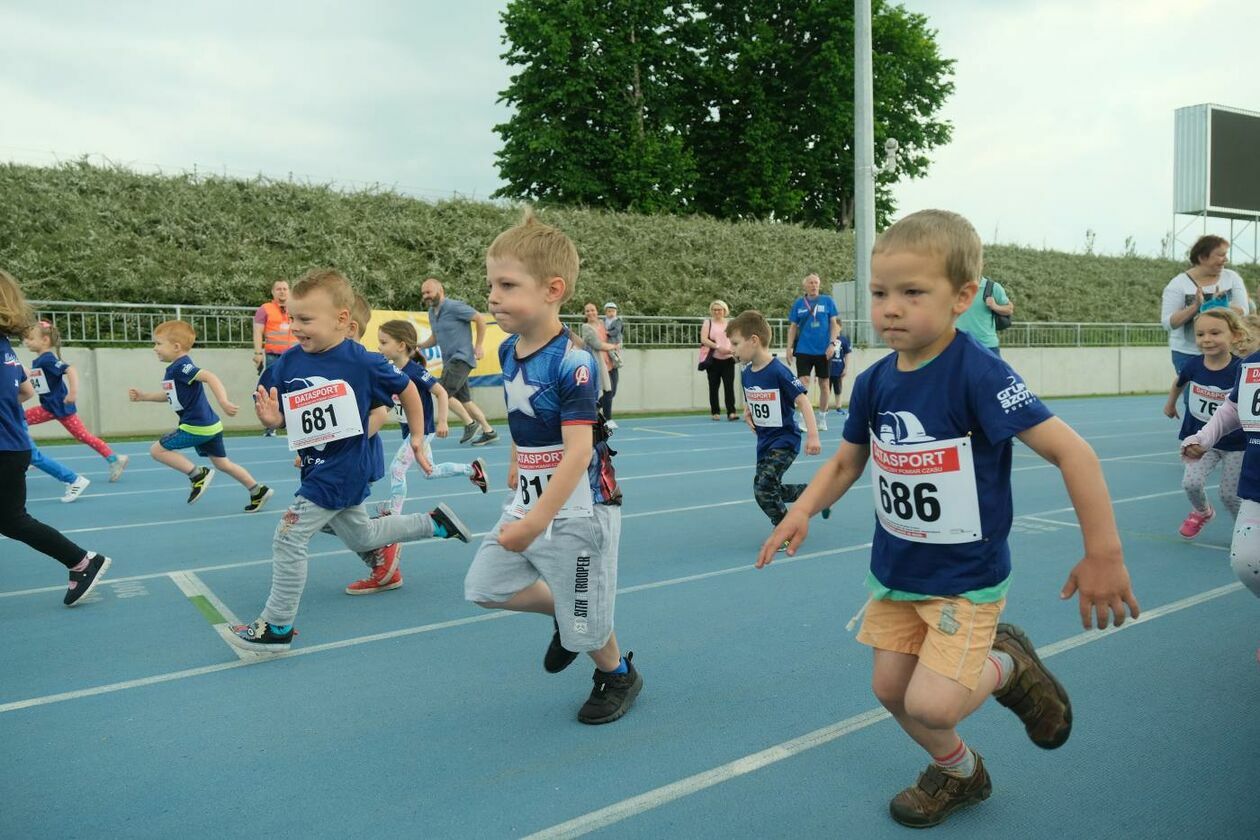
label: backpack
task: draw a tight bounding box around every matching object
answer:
[983,280,1012,331]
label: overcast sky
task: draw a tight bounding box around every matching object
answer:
[2,0,1257,259]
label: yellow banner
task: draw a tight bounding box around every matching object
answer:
[362,310,509,387]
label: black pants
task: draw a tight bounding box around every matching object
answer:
[601,367,618,420]
[707,357,736,415]
[0,449,87,567]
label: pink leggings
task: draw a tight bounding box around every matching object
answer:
[25,407,114,459]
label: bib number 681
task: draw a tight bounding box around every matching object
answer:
[878,476,940,522]
[301,404,339,435]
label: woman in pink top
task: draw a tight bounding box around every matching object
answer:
[700,300,738,421]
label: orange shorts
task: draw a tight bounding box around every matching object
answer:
[856,596,1005,690]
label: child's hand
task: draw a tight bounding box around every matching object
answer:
[1163,402,1179,419]
[756,508,810,568]
[293,455,301,468]
[65,392,77,405]
[410,435,433,476]
[1060,552,1141,630]
[436,420,449,439]
[128,388,141,402]
[507,462,519,491]
[805,434,822,456]
[744,408,756,432]
[221,400,239,417]
[254,386,283,428]
[497,517,543,553]
[1182,442,1207,460]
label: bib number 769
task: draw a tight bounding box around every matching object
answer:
[751,402,772,420]
[301,404,339,434]
[878,476,941,522]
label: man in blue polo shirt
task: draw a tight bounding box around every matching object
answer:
[785,273,840,431]
[418,278,498,447]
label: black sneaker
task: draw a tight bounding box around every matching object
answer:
[430,503,471,542]
[578,652,643,725]
[244,485,274,513]
[544,616,579,674]
[469,458,488,493]
[459,421,479,444]
[187,467,215,504]
[228,619,294,652]
[471,429,499,447]
[64,554,111,607]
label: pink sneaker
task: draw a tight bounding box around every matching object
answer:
[1178,507,1214,539]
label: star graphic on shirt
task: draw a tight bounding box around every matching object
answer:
[504,368,540,417]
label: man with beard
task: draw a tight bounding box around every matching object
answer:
[418,278,498,446]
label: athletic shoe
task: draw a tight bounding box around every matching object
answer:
[470,429,499,447]
[821,506,831,520]
[244,484,274,513]
[228,619,294,652]
[605,420,618,432]
[469,458,488,493]
[346,566,403,595]
[544,616,579,674]
[107,454,129,482]
[889,753,992,828]
[991,623,1073,749]
[64,554,111,607]
[459,421,479,444]
[61,475,91,503]
[187,467,215,504]
[816,410,828,432]
[1178,507,1214,539]
[578,652,643,725]
[430,503,472,542]
[263,428,276,438]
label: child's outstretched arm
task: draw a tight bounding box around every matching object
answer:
[396,382,432,475]
[1163,377,1185,419]
[64,365,79,405]
[196,370,238,416]
[367,405,389,437]
[1182,398,1240,458]
[794,392,821,455]
[127,388,166,402]
[1017,417,1140,629]
[757,438,869,568]
[430,382,451,438]
[17,379,34,402]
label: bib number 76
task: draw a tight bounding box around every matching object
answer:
[878,476,941,522]
[301,404,339,434]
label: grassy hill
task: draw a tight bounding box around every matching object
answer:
[2,160,1255,322]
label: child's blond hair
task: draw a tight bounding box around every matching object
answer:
[27,320,64,358]
[1235,313,1260,356]
[727,309,772,347]
[154,320,196,349]
[486,209,580,303]
[0,268,35,339]
[292,268,355,313]
[350,293,371,341]
[872,209,983,291]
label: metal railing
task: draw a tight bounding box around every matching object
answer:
[31,300,1170,349]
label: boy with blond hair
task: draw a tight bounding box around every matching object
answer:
[465,211,640,724]
[128,320,272,511]
[758,209,1141,827]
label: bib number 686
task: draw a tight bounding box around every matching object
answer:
[301,404,338,435]
[878,476,940,522]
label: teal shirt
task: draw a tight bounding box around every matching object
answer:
[955,278,1009,349]
[864,571,1011,604]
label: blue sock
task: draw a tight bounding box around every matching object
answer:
[107,454,118,463]
[604,657,628,675]
[269,623,292,635]
[430,517,448,539]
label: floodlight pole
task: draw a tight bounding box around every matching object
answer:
[854,0,876,348]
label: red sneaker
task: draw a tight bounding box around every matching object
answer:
[469,458,488,494]
[1178,507,1214,539]
[346,550,402,595]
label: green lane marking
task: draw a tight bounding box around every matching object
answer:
[188,595,226,625]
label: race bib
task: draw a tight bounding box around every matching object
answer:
[1187,381,1228,423]
[162,379,183,411]
[282,380,364,450]
[870,433,982,544]
[392,394,405,423]
[28,369,49,395]
[1238,364,1260,432]
[507,444,594,520]
[745,387,782,428]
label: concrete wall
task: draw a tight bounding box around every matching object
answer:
[21,344,1175,440]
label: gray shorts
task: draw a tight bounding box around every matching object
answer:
[465,505,621,652]
[440,358,473,403]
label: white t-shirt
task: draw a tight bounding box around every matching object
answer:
[1161,268,1251,355]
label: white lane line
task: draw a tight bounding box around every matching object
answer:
[628,427,690,437]
[1022,516,1081,529]
[520,581,1246,840]
[167,571,251,660]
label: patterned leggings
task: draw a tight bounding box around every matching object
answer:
[1182,448,1242,517]
[754,447,807,526]
[25,407,114,459]
[1229,499,1260,598]
[389,434,472,515]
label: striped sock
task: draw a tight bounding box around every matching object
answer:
[988,651,1015,691]
[933,740,977,778]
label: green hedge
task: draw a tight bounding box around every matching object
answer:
[2,160,1256,322]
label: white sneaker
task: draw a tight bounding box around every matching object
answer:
[816,410,828,432]
[605,420,618,431]
[108,453,129,482]
[61,476,91,503]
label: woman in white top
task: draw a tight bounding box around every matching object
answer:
[699,300,738,421]
[1161,235,1250,374]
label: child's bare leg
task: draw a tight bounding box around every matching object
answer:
[876,652,1001,757]
[209,455,257,488]
[150,441,195,474]
[587,630,621,672]
[475,579,555,615]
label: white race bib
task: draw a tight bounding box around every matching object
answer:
[282,380,364,451]
[745,387,783,428]
[1187,381,1229,423]
[28,369,49,395]
[1238,364,1260,432]
[870,433,982,544]
[392,394,405,423]
[508,444,594,520]
[162,379,184,411]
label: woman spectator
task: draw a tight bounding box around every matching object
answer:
[700,300,738,421]
[1162,235,1250,374]
[603,302,624,418]
[580,302,620,428]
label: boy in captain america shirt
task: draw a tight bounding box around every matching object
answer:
[757,210,1140,828]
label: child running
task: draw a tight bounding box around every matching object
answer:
[756,210,1140,828]
[28,431,92,503]
[1163,308,1247,538]
[128,320,273,511]
[236,268,472,651]
[0,268,111,605]
[828,327,853,416]
[728,309,825,550]
[22,320,128,481]
[465,211,640,724]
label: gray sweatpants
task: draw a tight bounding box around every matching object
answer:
[261,495,436,625]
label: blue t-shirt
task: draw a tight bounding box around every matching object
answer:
[829,335,853,378]
[1,337,32,452]
[741,357,808,461]
[842,331,1054,595]
[30,351,76,417]
[1176,355,1243,451]
[261,339,410,510]
[397,360,439,438]
[789,295,839,356]
[163,355,221,432]
[1228,351,1260,503]
[500,329,618,505]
